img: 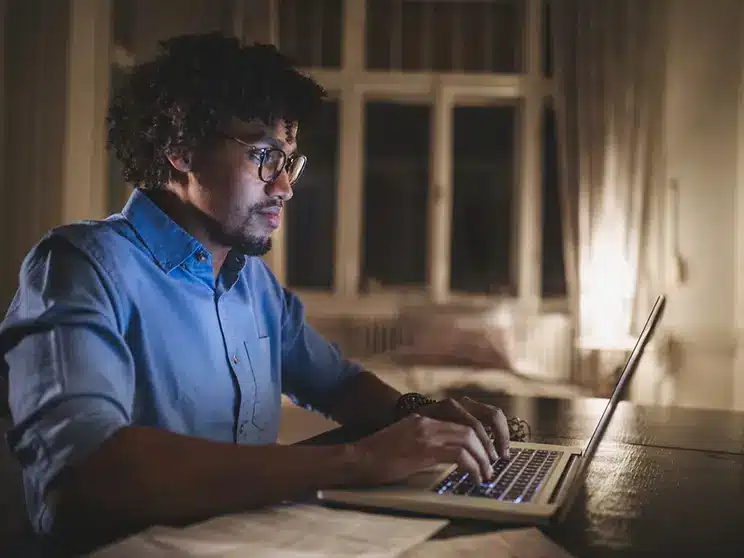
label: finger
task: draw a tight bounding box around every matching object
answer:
[440,422,494,481]
[412,415,493,480]
[441,444,485,485]
[489,407,511,459]
[464,401,511,459]
[445,399,498,462]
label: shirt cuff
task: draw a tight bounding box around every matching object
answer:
[7,395,129,533]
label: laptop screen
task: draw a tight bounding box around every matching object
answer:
[558,294,667,518]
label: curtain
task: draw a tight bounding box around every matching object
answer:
[552,0,668,347]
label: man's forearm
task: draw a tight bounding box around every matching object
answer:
[49,425,360,542]
[327,369,404,432]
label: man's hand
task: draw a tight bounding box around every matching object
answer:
[348,397,510,486]
[415,396,511,460]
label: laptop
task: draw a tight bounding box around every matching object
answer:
[317,294,667,525]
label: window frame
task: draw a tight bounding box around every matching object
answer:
[265,0,566,314]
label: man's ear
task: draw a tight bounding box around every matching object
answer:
[165,149,192,173]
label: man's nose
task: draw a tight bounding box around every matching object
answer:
[265,169,293,202]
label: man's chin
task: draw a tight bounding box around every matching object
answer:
[235,235,272,257]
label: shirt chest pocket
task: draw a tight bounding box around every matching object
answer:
[242,336,279,431]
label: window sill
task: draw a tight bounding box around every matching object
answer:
[291,288,570,318]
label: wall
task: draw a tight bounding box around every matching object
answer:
[0,0,112,313]
[0,0,6,308]
[656,0,744,410]
[735,1,744,410]
[125,0,225,62]
[2,0,71,310]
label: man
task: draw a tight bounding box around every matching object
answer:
[0,32,510,545]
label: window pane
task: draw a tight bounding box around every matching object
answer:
[362,102,429,289]
[108,67,131,214]
[430,2,456,71]
[113,0,135,52]
[543,0,553,77]
[366,0,523,72]
[365,0,393,69]
[450,105,516,295]
[541,105,566,297]
[286,100,339,289]
[279,0,342,68]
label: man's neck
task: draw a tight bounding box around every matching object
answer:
[145,189,229,277]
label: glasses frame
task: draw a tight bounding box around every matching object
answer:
[224,134,307,186]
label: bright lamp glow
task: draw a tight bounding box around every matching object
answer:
[579,221,636,350]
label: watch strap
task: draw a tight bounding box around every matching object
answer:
[393,392,437,421]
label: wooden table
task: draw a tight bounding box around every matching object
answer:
[305,390,744,557]
[3,393,744,557]
[433,390,744,557]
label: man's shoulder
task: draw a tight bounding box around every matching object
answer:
[49,214,132,248]
[5,220,133,328]
[24,216,139,283]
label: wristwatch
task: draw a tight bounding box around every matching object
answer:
[393,392,437,421]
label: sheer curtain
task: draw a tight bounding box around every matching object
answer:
[552,0,668,347]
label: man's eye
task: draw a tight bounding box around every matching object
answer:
[248,149,264,163]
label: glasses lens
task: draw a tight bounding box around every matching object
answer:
[260,149,285,182]
[287,155,307,185]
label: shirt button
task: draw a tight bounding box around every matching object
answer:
[239,423,245,434]
[233,354,239,364]
[196,251,207,262]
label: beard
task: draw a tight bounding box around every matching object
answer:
[204,204,276,257]
[234,233,272,257]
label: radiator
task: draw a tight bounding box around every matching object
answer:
[308,309,575,382]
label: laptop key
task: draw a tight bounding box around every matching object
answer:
[434,449,564,500]
[452,477,476,495]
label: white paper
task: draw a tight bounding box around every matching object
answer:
[90,503,448,558]
[401,528,575,558]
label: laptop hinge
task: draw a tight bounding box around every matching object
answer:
[548,454,580,505]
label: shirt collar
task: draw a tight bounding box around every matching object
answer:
[122,188,204,274]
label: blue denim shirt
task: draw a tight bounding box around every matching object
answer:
[0,188,362,534]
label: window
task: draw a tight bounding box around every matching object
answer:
[278,0,343,68]
[274,0,564,307]
[366,0,523,73]
[541,105,565,297]
[542,0,553,77]
[362,101,430,290]
[286,100,339,289]
[451,104,517,295]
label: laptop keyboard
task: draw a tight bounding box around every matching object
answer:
[432,448,560,503]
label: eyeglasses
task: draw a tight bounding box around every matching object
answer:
[224,135,307,186]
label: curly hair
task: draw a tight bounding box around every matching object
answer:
[107,32,326,190]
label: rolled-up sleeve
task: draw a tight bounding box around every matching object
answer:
[0,234,134,533]
[279,288,363,416]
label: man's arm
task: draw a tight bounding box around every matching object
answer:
[325,369,403,432]
[275,286,511,458]
[4,237,496,551]
[48,425,360,542]
[277,288,409,432]
[1,237,366,542]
